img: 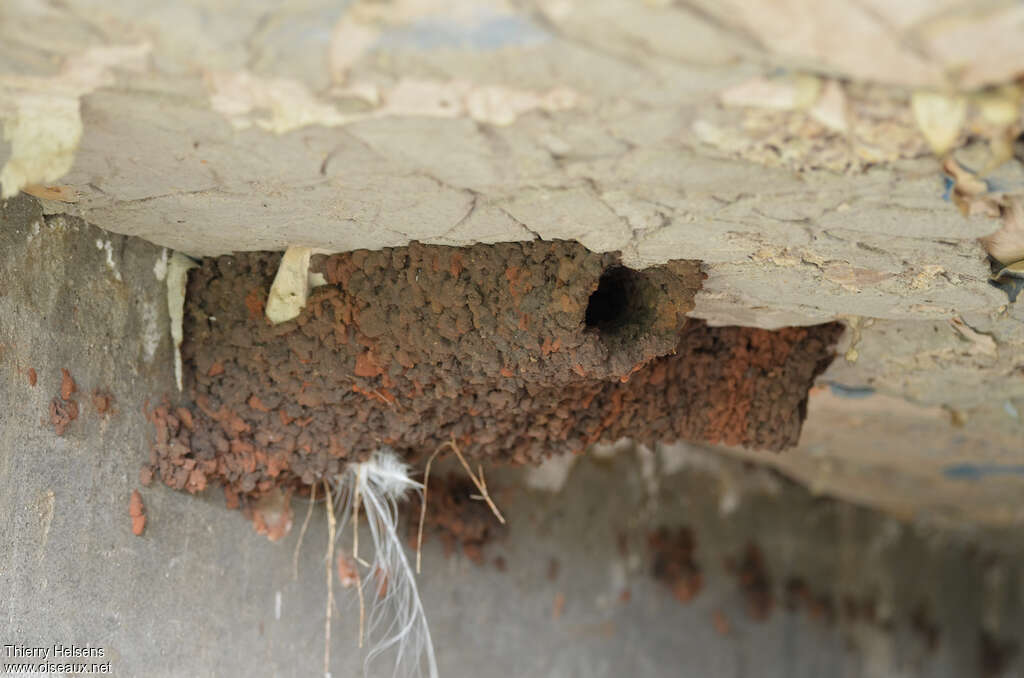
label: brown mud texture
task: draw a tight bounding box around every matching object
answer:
[49,368,79,436]
[147,240,841,499]
[407,472,505,564]
[649,527,702,604]
[728,543,774,621]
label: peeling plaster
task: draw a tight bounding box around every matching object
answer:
[206,71,578,133]
[1,96,82,200]
[207,71,347,133]
[0,44,150,198]
[167,252,198,391]
[153,248,169,282]
[265,246,312,324]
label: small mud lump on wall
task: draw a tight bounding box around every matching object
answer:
[147,240,841,499]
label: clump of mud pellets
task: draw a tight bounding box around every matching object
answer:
[49,368,78,436]
[145,240,841,501]
[129,490,146,536]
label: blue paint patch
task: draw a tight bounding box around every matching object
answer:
[828,383,875,399]
[941,176,953,202]
[471,15,550,48]
[941,162,1012,199]
[377,12,550,50]
[944,463,1024,480]
[989,275,1024,303]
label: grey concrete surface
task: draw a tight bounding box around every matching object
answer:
[3,198,1024,678]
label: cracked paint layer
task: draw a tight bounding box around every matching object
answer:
[206,70,578,132]
[0,44,150,198]
[167,252,198,391]
[264,246,312,324]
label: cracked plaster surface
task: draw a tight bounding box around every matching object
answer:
[0,1,1017,318]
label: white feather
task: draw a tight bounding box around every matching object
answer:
[331,448,437,678]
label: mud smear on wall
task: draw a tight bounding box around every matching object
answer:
[146,240,841,499]
[406,473,506,565]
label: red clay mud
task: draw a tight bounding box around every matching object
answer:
[728,542,774,621]
[49,368,80,435]
[784,576,835,625]
[247,487,293,541]
[146,241,840,500]
[49,397,78,436]
[648,526,702,604]
[129,489,146,536]
[92,390,113,415]
[60,368,76,400]
[408,473,505,564]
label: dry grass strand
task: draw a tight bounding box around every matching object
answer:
[293,482,317,580]
[416,438,506,575]
[324,479,336,678]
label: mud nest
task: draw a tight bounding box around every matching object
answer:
[145,240,841,499]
